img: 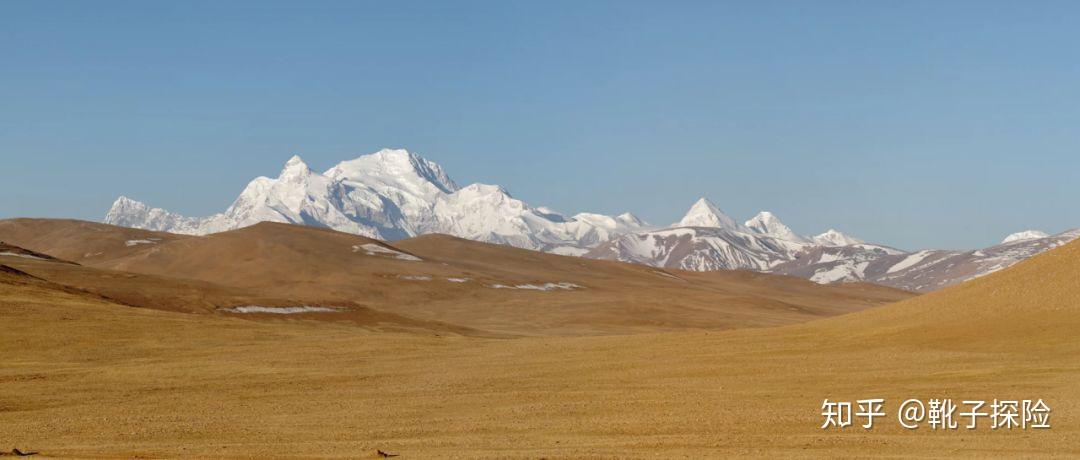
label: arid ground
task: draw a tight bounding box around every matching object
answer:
[2,219,1078,458]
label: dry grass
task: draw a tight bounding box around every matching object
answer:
[2,220,1080,455]
[3,236,1080,457]
[0,219,911,336]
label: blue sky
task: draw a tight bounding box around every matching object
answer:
[2,1,1078,250]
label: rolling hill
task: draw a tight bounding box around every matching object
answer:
[0,218,911,336]
[1,223,1077,457]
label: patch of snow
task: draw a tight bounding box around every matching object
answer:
[446,277,470,283]
[0,252,45,260]
[398,275,432,281]
[353,243,422,261]
[810,261,869,284]
[886,250,933,274]
[125,239,156,247]
[547,246,590,256]
[490,282,581,291]
[651,269,683,281]
[224,305,342,314]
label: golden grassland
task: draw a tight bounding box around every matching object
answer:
[0,219,910,336]
[2,220,1079,457]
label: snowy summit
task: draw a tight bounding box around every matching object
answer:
[105,148,649,254]
[744,211,809,243]
[674,198,742,230]
[1001,230,1050,244]
[104,154,1080,293]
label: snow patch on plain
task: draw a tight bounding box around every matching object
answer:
[490,282,581,291]
[225,305,342,314]
[547,246,590,256]
[0,252,45,260]
[354,243,422,261]
[651,269,683,281]
[125,239,158,247]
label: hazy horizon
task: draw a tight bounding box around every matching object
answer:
[3,1,1079,250]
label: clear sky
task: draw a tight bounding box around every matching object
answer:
[2,1,1078,250]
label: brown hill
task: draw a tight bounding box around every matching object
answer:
[0,238,482,336]
[0,241,74,264]
[0,219,912,335]
[0,218,190,264]
[2,235,1078,457]
[807,225,1080,349]
[2,235,1071,457]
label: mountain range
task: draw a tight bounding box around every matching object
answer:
[105,149,1078,292]
[105,149,648,256]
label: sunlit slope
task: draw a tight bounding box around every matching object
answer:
[0,219,912,335]
[0,241,483,336]
[0,218,190,264]
[2,239,1079,457]
[806,231,1080,349]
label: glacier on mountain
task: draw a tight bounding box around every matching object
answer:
[1001,230,1050,244]
[588,197,1078,292]
[104,149,649,253]
[588,201,855,272]
[105,148,1080,293]
[675,198,743,230]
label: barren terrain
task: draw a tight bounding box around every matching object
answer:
[0,219,910,336]
[2,220,1077,457]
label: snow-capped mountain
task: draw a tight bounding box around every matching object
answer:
[588,201,828,271]
[105,148,1079,293]
[812,229,864,247]
[584,226,800,271]
[1001,230,1049,244]
[585,198,1080,292]
[771,229,1080,292]
[675,198,743,230]
[745,211,809,244]
[105,149,648,252]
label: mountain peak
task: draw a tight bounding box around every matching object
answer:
[279,154,311,181]
[675,198,740,230]
[813,229,863,247]
[111,195,144,208]
[326,148,458,194]
[1001,230,1049,244]
[746,211,778,225]
[616,212,645,227]
[368,148,416,164]
[745,211,807,243]
[106,196,151,219]
[458,183,510,197]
